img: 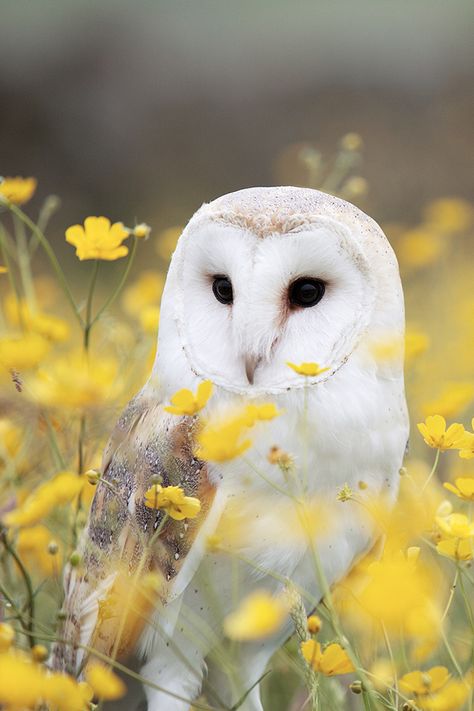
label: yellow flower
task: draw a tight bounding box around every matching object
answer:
[436,537,473,561]
[307,615,322,634]
[140,305,160,334]
[423,383,474,419]
[243,403,281,425]
[165,380,213,416]
[457,419,474,459]
[0,332,49,371]
[4,471,84,527]
[423,197,473,234]
[399,666,449,695]
[443,477,474,501]
[31,644,49,662]
[5,297,70,343]
[66,216,129,261]
[0,265,7,274]
[132,222,151,239]
[85,663,127,700]
[405,326,430,365]
[122,270,164,317]
[0,650,45,708]
[144,484,201,520]
[43,671,94,711]
[196,415,251,463]
[17,524,61,575]
[397,227,445,269]
[223,590,288,640]
[435,512,474,539]
[286,361,330,377]
[422,679,469,711]
[0,623,15,652]
[0,418,22,461]
[300,640,355,676]
[155,225,182,261]
[28,352,119,409]
[0,176,37,205]
[417,415,466,451]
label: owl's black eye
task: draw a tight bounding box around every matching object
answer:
[212,275,233,305]
[289,278,325,308]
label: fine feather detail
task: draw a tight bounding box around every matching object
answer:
[52,393,215,674]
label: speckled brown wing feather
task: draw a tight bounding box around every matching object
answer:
[52,392,215,674]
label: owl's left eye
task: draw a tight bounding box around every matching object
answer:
[212,275,233,304]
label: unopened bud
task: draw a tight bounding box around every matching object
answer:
[48,541,59,555]
[402,703,419,711]
[340,132,363,152]
[69,551,81,567]
[350,680,363,694]
[31,644,49,662]
[133,223,151,239]
[85,469,101,485]
[150,473,163,485]
[307,615,322,634]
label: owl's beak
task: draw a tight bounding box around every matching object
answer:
[244,355,261,385]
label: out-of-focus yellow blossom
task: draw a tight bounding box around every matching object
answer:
[43,670,93,711]
[443,477,474,501]
[140,304,160,333]
[457,418,474,459]
[0,332,49,371]
[435,512,474,539]
[423,679,469,711]
[0,418,22,460]
[122,270,164,317]
[156,225,182,261]
[423,197,473,234]
[17,524,61,575]
[405,600,443,662]
[267,445,293,468]
[405,326,430,365]
[165,380,213,416]
[0,265,7,274]
[5,297,70,343]
[300,640,355,676]
[400,666,449,696]
[286,361,330,377]
[28,352,119,409]
[436,537,473,561]
[243,403,281,425]
[397,227,445,270]
[31,644,49,662]
[0,176,37,205]
[369,659,395,691]
[196,414,252,462]
[0,650,46,708]
[144,484,201,520]
[4,471,84,527]
[423,383,474,418]
[224,590,288,640]
[307,615,322,634]
[85,663,126,700]
[0,623,15,652]
[417,415,465,450]
[368,333,404,363]
[340,132,363,152]
[66,216,129,261]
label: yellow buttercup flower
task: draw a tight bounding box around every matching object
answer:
[436,537,473,561]
[4,471,84,527]
[196,415,252,462]
[457,418,474,459]
[405,327,430,365]
[243,403,281,425]
[42,671,92,711]
[144,484,201,520]
[122,270,164,317]
[399,666,449,695]
[397,227,445,270]
[307,615,322,634]
[0,650,45,708]
[0,623,15,652]
[85,663,127,701]
[140,305,160,334]
[0,418,22,460]
[287,361,330,377]
[0,176,37,205]
[435,512,474,539]
[423,197,473,233]
[5,297,70,343]
[224,590,288,640]
[65,216,129,261]
[0,332,50,371]
[417,415,466,451]
[301,640,355,676]
[423,383,474,419]
[443,477,474,501]
[165,380,213,416]
[0,265,7,274]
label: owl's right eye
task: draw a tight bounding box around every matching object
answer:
[212,275,233,305]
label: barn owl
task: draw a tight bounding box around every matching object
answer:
[54,187,408,711]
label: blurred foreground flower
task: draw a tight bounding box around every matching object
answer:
[400,665,468,711]
[0,176,37,205]
[443,477,474,501]
[144,484,201,520]
[3,470,84,527]
[85,663,126,701]
[287,361,329,376]
[417,415,465,450]
[224,590,288,640]
[300,640,355,676]
[5,297,70,343]
[457,418,474,459]
[66,216,129,261]
[0,332,49,371]
[165,380,213,416]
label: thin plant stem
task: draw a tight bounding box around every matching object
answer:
[13,213,36,309]
[89,236,137,328]
[0,531,36,647]
[421,448,440,493]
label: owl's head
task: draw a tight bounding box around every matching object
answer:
[155,187,404,396]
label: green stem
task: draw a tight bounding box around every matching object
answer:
[83,259,99,351]
[13,214,36,309]
[0,531,36,647]
[6,202,84,328]
[0,224,25,326]
[89,236,137,328]
[421,448,440,492]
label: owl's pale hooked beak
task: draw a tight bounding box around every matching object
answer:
[244,355,261,385]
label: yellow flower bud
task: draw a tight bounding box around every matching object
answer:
[340,132,363,152]
[0,622,15,651]
[31,644,49,662]
[307,615,322,634]
[85,468,101,485]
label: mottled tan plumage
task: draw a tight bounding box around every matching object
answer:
[53,395,214,673]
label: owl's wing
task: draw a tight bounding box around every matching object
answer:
[53,393,219,674]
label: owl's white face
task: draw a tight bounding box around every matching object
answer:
[169,214,377,395]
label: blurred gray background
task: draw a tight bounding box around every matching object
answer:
[0,0,473,233]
